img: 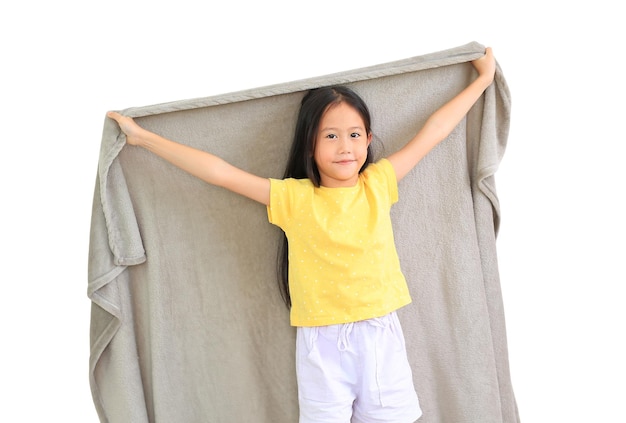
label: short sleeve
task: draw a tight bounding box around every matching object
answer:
[267,178,287,227]
[363,159,399,205]
[267,177,314,229]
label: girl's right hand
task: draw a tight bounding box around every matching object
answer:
[107,111,144,146]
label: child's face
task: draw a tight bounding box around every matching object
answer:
[314,102,372,188]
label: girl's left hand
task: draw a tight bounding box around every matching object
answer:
[472,47,496,81]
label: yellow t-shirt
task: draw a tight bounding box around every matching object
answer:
[267,159,412,327]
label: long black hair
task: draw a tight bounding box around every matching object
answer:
[277,85,374,308]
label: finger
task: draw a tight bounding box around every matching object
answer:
[107,111,121,121]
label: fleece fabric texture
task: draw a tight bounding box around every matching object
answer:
[88,41,519,422]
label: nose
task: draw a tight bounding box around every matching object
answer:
[338,136,351,153]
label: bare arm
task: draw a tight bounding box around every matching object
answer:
[387,47,496,181]
[107,111,271,205]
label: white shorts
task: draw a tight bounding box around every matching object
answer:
[296,312,422,423]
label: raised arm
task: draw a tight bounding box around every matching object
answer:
[107,111,271,205]
[387,47,496,181]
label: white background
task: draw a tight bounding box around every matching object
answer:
[2,1,624,421]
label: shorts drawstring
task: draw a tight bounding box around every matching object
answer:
[337,322,354,351]
[306,326,318,351]
[337,316,388,351]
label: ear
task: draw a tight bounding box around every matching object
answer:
[367,133,373,146]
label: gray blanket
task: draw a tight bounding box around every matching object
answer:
[88,41,519,422]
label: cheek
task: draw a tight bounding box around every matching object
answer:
[314,143,330,161]
[358,142,370,157]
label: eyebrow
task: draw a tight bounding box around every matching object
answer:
[320,126,365,132]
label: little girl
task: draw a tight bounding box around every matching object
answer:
[107,47,496,423]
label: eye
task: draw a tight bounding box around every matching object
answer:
[326,133,338,140]
[350,132,361,139]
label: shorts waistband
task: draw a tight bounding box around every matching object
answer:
[305,312,397,352]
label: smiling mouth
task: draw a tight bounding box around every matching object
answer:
[335,159,356,165]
